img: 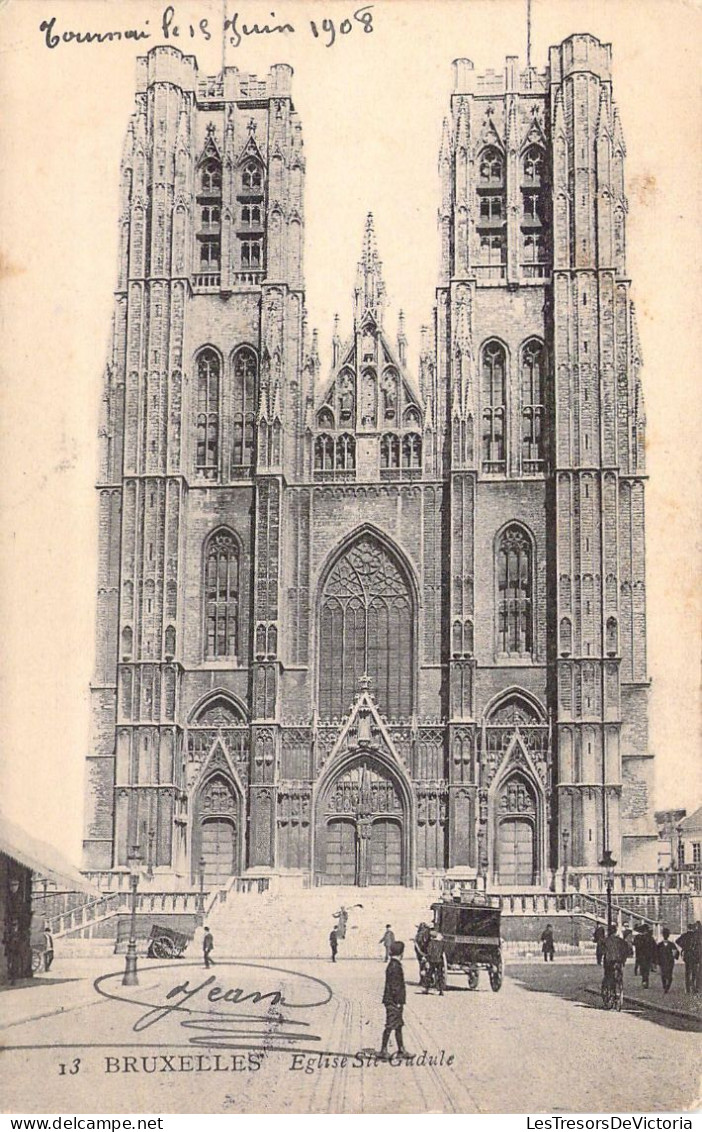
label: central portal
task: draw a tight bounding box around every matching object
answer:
[317,755,408,886]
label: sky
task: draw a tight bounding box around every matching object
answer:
[0,0,700,865]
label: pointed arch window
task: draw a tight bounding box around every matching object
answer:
[241,159,263,192]
[521,145,549,277]
[314,434,335,472]
[319,535,413,719]
[496,525,534,657]
[521,340,545,472]
[335,434,356,471]
[204,530,240,659]
[197,159,222,276]
[477,147,506,275]
[231,347,257,471]
[481,341,507,473]
[380,434,401,470]
[201,159,222,195]
[196,349,220,476]
[402,434,422,469]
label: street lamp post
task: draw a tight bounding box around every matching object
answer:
[122,844,142,987]
[199,857,206,914]
[561,829,570,894]
[599,849,617,932]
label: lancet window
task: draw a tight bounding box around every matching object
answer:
[496,525,534,657]
[481,341,507,473]
[196,348,220,476]
[204,530,240,659]
[231,346,257,471]
[521,339,545,472]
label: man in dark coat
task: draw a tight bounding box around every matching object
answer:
[329,928,338,962]
[593,923,606,965]
[203,926,214,968]
[675,923,701,993]
[378,940,411,1060]
[636,925,657,988]
[540,924,555,962]
[657,927,679,993]
[379,924,395,961]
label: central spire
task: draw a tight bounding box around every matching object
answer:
[354,212,386,324]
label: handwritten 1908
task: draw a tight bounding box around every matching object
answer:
[39,6,375,50]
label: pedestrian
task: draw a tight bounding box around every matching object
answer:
[378,941,411,1061]
[657,927,679,994]
[632,924,647,977]
[379,924,395,961]
[43,924,54,972]
[540,924,555,962]
[203,925,214,968]
[675,923,701,994]
[333,906,348,940]
[593,923,606,966]
[637,925,657,988]
[329,927,338,962]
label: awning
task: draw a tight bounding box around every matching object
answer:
[0,812,100,896]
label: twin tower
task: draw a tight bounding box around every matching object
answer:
[83,36,655,891]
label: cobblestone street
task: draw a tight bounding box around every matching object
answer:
[1,958,699,1114]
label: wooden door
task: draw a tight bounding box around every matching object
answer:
[496,818,534,885]
[200,817,237,887]
[325,819,357,885]
[369,819,402,885]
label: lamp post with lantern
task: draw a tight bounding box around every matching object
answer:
[122,844,142,987]
[599,849,617,932]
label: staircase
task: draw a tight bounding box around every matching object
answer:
[199,885,432,960]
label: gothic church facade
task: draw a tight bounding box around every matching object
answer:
[83,35,655,889]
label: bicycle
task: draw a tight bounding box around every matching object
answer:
[601,961,624,1011]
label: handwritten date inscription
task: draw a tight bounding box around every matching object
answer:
[39,6,374,50]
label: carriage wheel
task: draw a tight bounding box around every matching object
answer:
[31,950,43,974]
[489,953,503,992]
[467,967,479,991]
[151,937,175,959]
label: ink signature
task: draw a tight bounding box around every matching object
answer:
[94,962,332,1051]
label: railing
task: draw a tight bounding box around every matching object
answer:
[231,270,265,285]
[379,468,423,481]
[473,264,507,281]
[192,272,221,290]
[521,263,550,279]
[571,870,702,895]
[50,890,207,936]
[313,468,357,482]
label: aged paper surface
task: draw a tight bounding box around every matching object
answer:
[0,0,700,1116]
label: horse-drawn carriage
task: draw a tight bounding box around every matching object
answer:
[416,893,503,992]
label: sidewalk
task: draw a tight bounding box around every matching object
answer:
[600,969,702,1022]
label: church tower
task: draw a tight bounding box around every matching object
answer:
[84,46,306,877]
[436,36,653,880]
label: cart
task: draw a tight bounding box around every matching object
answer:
[146,923,191,959]
[430,894,503,992]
